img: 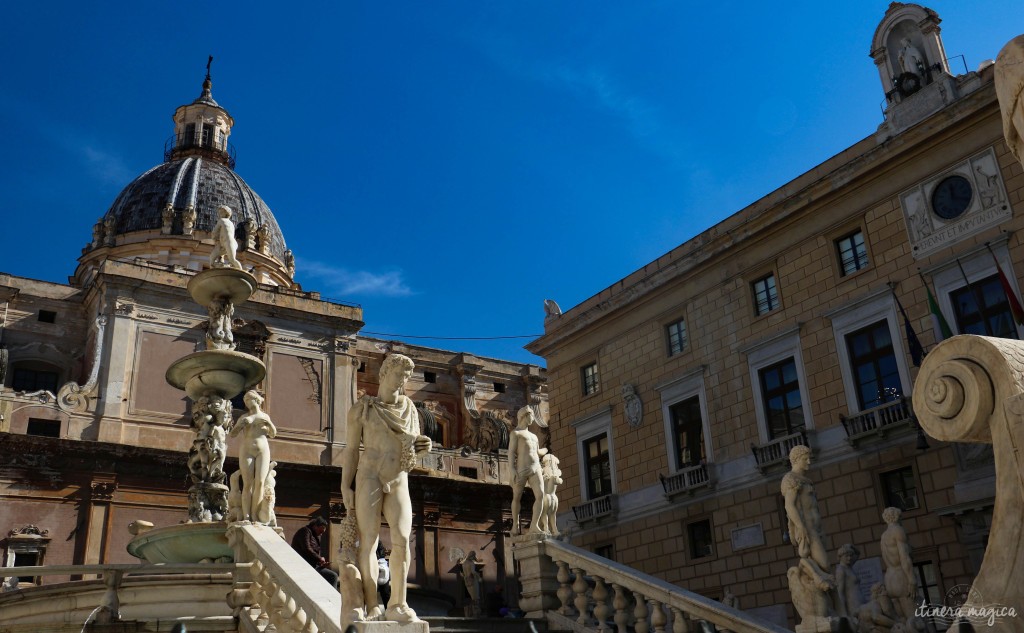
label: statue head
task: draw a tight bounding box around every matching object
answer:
[217,205,233,219]
[838,543,859,564]
[996,35,1024,167]
[789,445,811,469]
[516,405,536,429]
[379,353,415,382]
[243,390,263,410]
[882,506,902,525]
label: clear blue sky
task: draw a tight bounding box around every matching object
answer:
[0,2,1019,365]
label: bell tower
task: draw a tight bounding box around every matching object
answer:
[167,57,236,168]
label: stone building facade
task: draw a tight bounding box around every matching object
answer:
[0,71,545,612]
[528,5,1013,627]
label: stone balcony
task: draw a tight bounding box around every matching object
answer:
[839,396,914,445]
[571,494,618,525]
[751,429,808,473]
[660,463,714,498]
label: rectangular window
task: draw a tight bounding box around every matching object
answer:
[666,318,687,356]
[914,561,940,607]
[950,274,1018,339]
[759,358,804,439]
[581,363,600,396]
[846,320,903,410]
[752,274,779,315]
[11,369,59,393]
[13,551,40,584]
[836,230,868,276]
[423,371,436,383]
[594,544,615,561]
[200,123,213,148]
[670,396,705,469]
[584,433,612,499]
[26,419,60,438]
[37,310,57,323]
[458,466,478,479]
[880,466,920,511]
[687,519,714,559]
[184,122,196,146]
[493,382,506,393]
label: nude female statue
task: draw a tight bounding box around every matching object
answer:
[230,390,277,523]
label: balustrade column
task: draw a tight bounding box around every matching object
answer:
[573,567,590,626]
[612,583,630,633]
[592,576,611,632]
[651,600,668,633]
[557,562,574,615]
[633,591,649,633]
[670,606,690,633]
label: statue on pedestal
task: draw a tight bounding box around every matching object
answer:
[228,390,278,525]
[835,544,863,621]
[341,353,432,624]
[450,549,483,617]
[781,445,839,630]
[509,406,548,535]
[539,452,562,535]
[210,205,243,270]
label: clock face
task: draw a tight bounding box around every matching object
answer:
[931,175,973,220]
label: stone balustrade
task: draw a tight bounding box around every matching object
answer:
[839,396,913,444]
[660,463,712,498]
[751,430,808,472]
[513,535,793,633]
[227,522,342,633]
[572,494,618,524]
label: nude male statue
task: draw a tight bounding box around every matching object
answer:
[782,445,833,591]
[209,205,242,270]
[341,353,432,623]
[509,406,547,535]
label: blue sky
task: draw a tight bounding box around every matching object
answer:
[0,2,1019,365]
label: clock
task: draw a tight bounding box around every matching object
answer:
[931,175,973,220]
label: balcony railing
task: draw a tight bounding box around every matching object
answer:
[164,134,237,169]
[660,463,713,498]
[840,397,914,445]
[572,494,617,525]
[751,429,808,473]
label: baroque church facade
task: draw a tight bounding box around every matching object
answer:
[530,4,1016,628]
[0,69,546,611]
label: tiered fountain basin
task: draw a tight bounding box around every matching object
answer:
[127,522,233,563]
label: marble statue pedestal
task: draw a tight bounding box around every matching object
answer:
[345,622,429,633]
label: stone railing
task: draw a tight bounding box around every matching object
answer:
[513,535,792,633]
[913,335,1024,630]
[0,562,239,628]
[227,522,342,633]
[572,493,618,524]
[839,397,913,445]
[660,464,712,498]
[751,430,807,472]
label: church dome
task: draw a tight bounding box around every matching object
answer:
[76,66,295,288]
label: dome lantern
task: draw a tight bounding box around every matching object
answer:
[166,57,236,169]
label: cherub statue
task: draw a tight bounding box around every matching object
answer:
[539,452,562,535]
[206,296,235,350]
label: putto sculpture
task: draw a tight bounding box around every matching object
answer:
[210,205,243,270]
[341,353,432,624]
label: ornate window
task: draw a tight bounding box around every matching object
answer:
[759,358,805,439]
[3,525,50,587]
[836,230,869,276]
[846,320,903,409]
[752,274,779,315]
[950,274,1018,339]
[11,367,59,393]
[584,433,612,499]
[670,396,705,469]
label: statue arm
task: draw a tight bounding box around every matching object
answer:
[340,403,363,504]
[781,478,805,541]
[266,417,278,439]
[508,433,519,475]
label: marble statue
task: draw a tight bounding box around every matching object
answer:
[341,353,432,623]
[229,390,278,525]
[161,204,174,234]
[257,223,271,254]
[284,249,296,278]
[186,394,232,521]
[781,445,837,630]
[339,513,366,627]
[543,299,562,319]
[91,220,103,249]
[462,551,483,616]
[182,206,197,236]
[206,297,235,350]
[835,544,863,621]
[856,583,898,633]
[210,205,242,269]
[881,507,920,629]
[104,216,117,247]
[241,218,257,250]
[996,34,1024,167]
[897,38,926,76]
[509,406,548,535]
[539,452,562,535]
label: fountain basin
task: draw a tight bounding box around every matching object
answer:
[166,349,266,400]
[187,267,258,308]
[127,522,233,563]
